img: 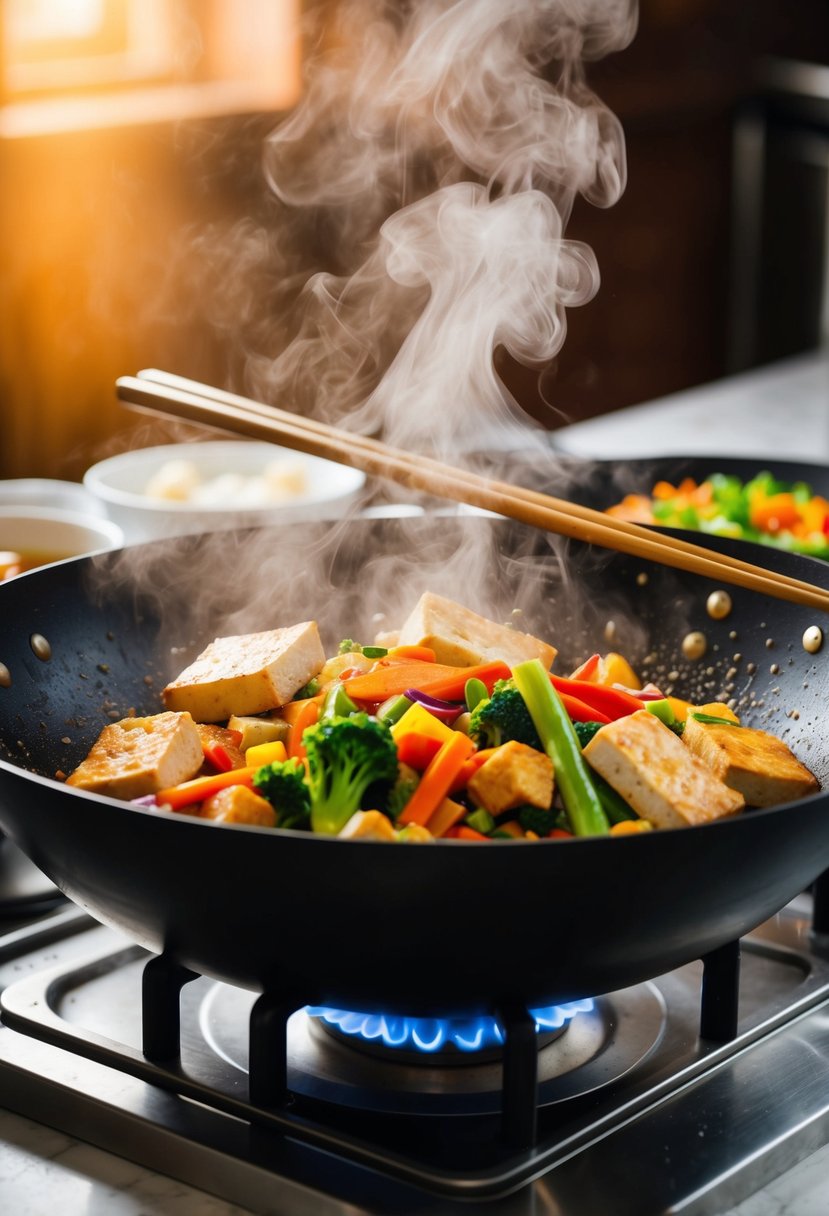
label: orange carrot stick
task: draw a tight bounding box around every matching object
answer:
[343,660,459,702]
[157,766,257,811]
[398,731,475,826]
[288,698,321,760]
[448,747,498,793]
[384,645,437,662]
[414,660,512,702]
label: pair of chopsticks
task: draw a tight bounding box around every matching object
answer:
[115,370,829,615]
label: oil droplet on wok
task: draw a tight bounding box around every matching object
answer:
[682,632,707,661]
[706,590,732,620]
[0,663,10,688]
[636,572,648,586]
[30,634,51,661]
[803,626,823,654]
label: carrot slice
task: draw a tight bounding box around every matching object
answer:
[344,659,511,704]
[385,645,437,662]
[448,747,497,793]
[445,825,491,841]
[288,698,321,761]
[157,767,257,811]
[415,660,512,702]
[398,732,476,826]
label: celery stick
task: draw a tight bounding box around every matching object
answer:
[512,659,609,837]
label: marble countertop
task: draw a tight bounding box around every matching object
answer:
[3,347,829,1215]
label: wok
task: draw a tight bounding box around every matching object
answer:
[0,515,828,1017]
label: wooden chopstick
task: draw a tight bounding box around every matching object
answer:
[115,372,829,615]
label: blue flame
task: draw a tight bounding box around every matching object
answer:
[306,999,594,1054]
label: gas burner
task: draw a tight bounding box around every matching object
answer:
[197,982,665,1114]
[304,1001,594,1066]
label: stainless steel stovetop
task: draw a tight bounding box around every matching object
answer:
[3,853,829,1216]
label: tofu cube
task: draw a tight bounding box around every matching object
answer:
[396,592,557,669]
[468,740,554,816]
[338,810,397,841]
[682,715,819,807]
[200,785,277,826]
[226,714,290,751]
[66,711,203,800]
[583,710,745,829]
[162,623,324,722]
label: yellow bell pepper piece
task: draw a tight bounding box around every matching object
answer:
[245,739,288,768]
[597,652,641,690]
[610,819,653,835]
[390,701,455,744]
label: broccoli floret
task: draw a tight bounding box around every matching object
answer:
[252,757,311,830]
[468,679,542,750]
[382,762,421,820]
[338,639,361,655]
[303,712,399,835]
[517,804,557,836]
[573,720,606,748]
[294,677,321,700]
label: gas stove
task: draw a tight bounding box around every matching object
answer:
[3,854,829,1215]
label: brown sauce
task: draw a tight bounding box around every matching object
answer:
[0,549,70,580]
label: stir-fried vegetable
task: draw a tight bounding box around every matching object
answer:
[67,590,820,842]
[303,713,399,836]
[608,470,829,558]
[512,659,610,837]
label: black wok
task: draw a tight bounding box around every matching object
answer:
[0,516,827,1017]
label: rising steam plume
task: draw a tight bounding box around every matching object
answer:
[244,0,637,457]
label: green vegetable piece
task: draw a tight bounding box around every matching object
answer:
[512,659,609,837]
[321,682,359,721]
[517,804,556,835]
[468,679,541,750]
[293,677,321,700]
[690,712,742,727]
[385,763,420,820]
[464,678,489,712]
[361,645,389,658]
[338,639,362,655]
[573,720,605,748]
[645,698,676,726]
[252,757,311,830]
[592,774,638,824]
[376,694,414,725]
[303,712,399,836]
[465,808,495,835]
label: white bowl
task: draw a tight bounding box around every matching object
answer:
[0,507,124,577]
[84,441,367,543]
[0,478,108,517]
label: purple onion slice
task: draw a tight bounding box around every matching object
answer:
[403,688,465,724]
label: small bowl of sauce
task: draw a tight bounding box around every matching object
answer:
[0,507,123,581]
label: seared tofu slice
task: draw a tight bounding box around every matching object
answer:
[468,740,554,816]
[200,785,277,826]
[396,592,556,669]
[66,711,202,800]
[583,710,745,829]
[683,715,819,807]
[162,623,324,722]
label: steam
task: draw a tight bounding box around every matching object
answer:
[104,0,639,660]
[247,0,636,454]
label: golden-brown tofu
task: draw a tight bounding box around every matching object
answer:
[194,723,247,770]
[583,710,745,829]
[338,810,397,840]
[682,715,819,807]
[396,592,557,669]
[199,784,276,826]
[66,711,203,800]
[162,622,325,722]
[226,714,290,751]
[468,740,554,816]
